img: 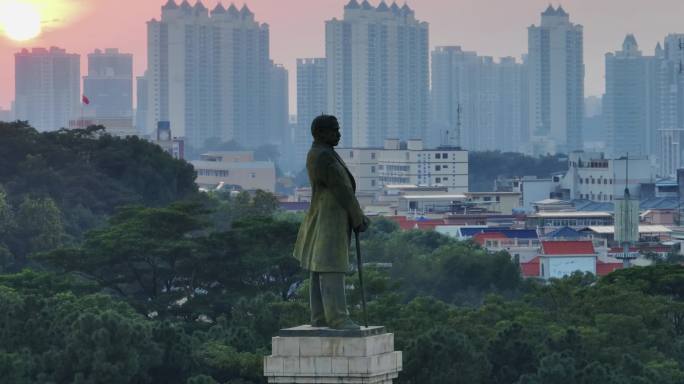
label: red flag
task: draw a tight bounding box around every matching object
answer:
[82,95,90,105]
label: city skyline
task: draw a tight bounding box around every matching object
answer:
[2,0,684,112]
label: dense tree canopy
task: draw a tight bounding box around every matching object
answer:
[2,122,683,383]
[0,122,197,269]
[468,151,567,191]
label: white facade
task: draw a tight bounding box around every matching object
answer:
[559,151,655,201]
[326,0,429,148]
[296,58,327,171]
[191,151,276,192]
[338,139,468,195]
[527,5,584,154]
[147,1,270,149]
[14,47,80,132]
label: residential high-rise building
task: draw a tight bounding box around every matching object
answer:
[269,62,289,146]
[326,0,429,147]
[83,48,133,118]
[296,58,327,170]
[527,5,584,154]
[431,47,527,152]
[14,47,80,132]
[657,34,684,176]
[146,0,270,150]
[136,73,149,135]
[604,35,657,158]
[496,57,528,152]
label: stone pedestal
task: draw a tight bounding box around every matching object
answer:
[264,325,402,383]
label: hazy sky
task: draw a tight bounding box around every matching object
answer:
[1,0,684,112]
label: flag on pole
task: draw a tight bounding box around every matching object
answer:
[82,95,90,105]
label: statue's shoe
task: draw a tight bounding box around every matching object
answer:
[311,320,327,328]
[329,318,361,330]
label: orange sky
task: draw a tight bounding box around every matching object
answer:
[2,0,684,112]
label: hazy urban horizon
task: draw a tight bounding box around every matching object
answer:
[2,0,684,112]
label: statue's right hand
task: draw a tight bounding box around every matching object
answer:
[356,216,371,233]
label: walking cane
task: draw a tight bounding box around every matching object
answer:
[354,229,369,328]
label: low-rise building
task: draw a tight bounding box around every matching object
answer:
[191,150,276,192]
[555,151,655,201]
[526,211,614,233]
[337,139,468,196]
[69,116,136,137]
[464,192,522,214]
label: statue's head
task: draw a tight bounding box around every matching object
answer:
[311,115,341,147]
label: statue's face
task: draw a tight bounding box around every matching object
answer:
[320,122,341,147]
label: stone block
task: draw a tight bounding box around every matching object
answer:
[300,337,323,357]
[331,357,349,375]
[343,337,367,357]
[299,357,315,374]
[276,337,300,357]
[314,357,332,374]
[283,357,299,374]
[321,337,344,356]
[265,327,401,383]
[348,357,370,374]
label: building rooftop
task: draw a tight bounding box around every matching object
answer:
[582,225,672,235]
[530,211,613,218]
[191,160,274,170]
[459,227,538,239]
[541,240,596,256]
[399,194,467,201]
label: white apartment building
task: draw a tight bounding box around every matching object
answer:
[191,151,276,192]
[527,5,584,155]
[337,139,468,195]
[14,47,80,132]
[326,0,429,147]
[557,151,655,201]
[147,1,273,149]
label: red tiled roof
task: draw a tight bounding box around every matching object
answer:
[520,256,540,277]
[472,232,507,246]
[387,216,446,231]
[597,260,623,276]
[541,240,595,255]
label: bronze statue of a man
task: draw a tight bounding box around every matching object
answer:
[293,115,370,330]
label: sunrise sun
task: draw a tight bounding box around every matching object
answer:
[0,0,42,41]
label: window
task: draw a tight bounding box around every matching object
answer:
[371,180,376,187]
[604,179,608,184]
[484,197,492,202]
[371,152,376,160]
[443,165,448,169]
[435,165,441,171]
[371,166,375,173]
[579,178,583,184]
[442,153,448,158]
[250,173,256,178]
[349,151,354,158]
[443,177,448,181]
[436,177,441,183]
[435,153,441,159]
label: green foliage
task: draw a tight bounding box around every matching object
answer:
[469,151,567,191]
[0,122,198,265]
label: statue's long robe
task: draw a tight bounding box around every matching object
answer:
[293,142,364,272]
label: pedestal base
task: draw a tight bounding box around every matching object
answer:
[264,325,402,384]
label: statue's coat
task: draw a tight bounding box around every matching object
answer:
[293,142,364,272]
